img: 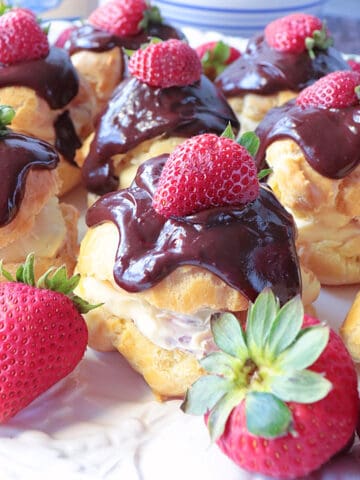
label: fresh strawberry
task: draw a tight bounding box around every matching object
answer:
[296,70,360,109]
[264,13,332,59]
[88,0,161,37]
[152,128,260,218]
[0,7,49,65]
[195,40,241,80]
[182,289,359,479]
[128,38,202,88]
[348,58,360,74]
[0,254,97,423]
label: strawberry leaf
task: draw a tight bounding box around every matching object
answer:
[207,388,245,441]
[265,295,304,359]
[257,168,272,180]
[246,288,279,357]
[276,325,329,371]
[270,369,332,403]
[181,375,231,415]
[200,351,241,378]
[220,122,236,140]
[212,40,230,64]
[0,105,15,135]
[211,312,248,360]
[246,391,292,438]
[238,132,260,157]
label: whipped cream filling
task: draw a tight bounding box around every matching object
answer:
[0,197,66,262]
[79,276,216,358]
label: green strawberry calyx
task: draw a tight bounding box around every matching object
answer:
[201,41,231,77]
[221,125,271,179]
[181,289,331,441]
[0,253,100,314]
[305,21,333,60]
[139,2,163,31]
[0,105,15,136]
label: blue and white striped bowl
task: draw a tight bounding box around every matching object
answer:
[153,0,329,37]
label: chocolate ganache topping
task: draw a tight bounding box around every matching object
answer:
[215,35,349,98]
[0,132,58,226]
[82,75,240,195]
[63,22,185,55]
[0,47,79,109]
[255,99,360,179]
[0,47,81,164]
[86,155,301,305]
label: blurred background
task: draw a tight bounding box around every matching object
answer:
[20,0,360,54]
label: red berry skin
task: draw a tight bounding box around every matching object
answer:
[196,41,241,65]
[0,8,49,65]
[54,26,77,49]
[152,134,259,218]
[128,39,202,88]
[88,0,147,37]
[215,316,359,479]
[296,70,360,109]
[195,41,241,81]
[348,59,360,74]
[0,282,88,423]
[265,13,323,54]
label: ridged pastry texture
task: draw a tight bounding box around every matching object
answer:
[265,139,360,285]
[75,221,320,399]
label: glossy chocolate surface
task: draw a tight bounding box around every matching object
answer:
[0,47,79,109]
[64,22,185,55]
[82,75,240,195]
[86,155,301,305]
[255,99,360,179]
[54,111,82,165]
[216,35,349,97]
[0,131,58,226]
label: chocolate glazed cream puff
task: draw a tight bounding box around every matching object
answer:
[0,106,78,278]
[0,8,96,196]
[255,71,360,286]
[79,39,240,199]
[215,13,349,133]
[76,135,319,399]
[57,0,185,116]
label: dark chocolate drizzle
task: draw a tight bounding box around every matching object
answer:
[82,75,240,195]
[0,47,79,109]
[86,155,301,305]
[215,35,349,97]
[54,110,82,165]
[255,99,360,179]
[0,131,58,226]
[63,22,185,55]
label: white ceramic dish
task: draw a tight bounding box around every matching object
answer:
[152,0,329,37]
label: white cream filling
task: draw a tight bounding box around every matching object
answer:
[81,276,216,359]
[0,197,66,262]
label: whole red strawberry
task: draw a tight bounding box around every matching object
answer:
[0,7,49,65]
[0,254,96,423]
[152,129,260,218]
[88,0,151,37]
[128,38,202,88]
[182,290,359,479]
[264,13,332,58]
[195,40,241,80]
[296,70,360,108]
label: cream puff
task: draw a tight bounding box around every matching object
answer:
[340,291,360,361]
[255,70,360,285]
[76,133,319,399]
[56,0,185,116]
[0,106,78,278]
[215,13,349,132]
[79,39,240,197]
[0,7,96,196]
